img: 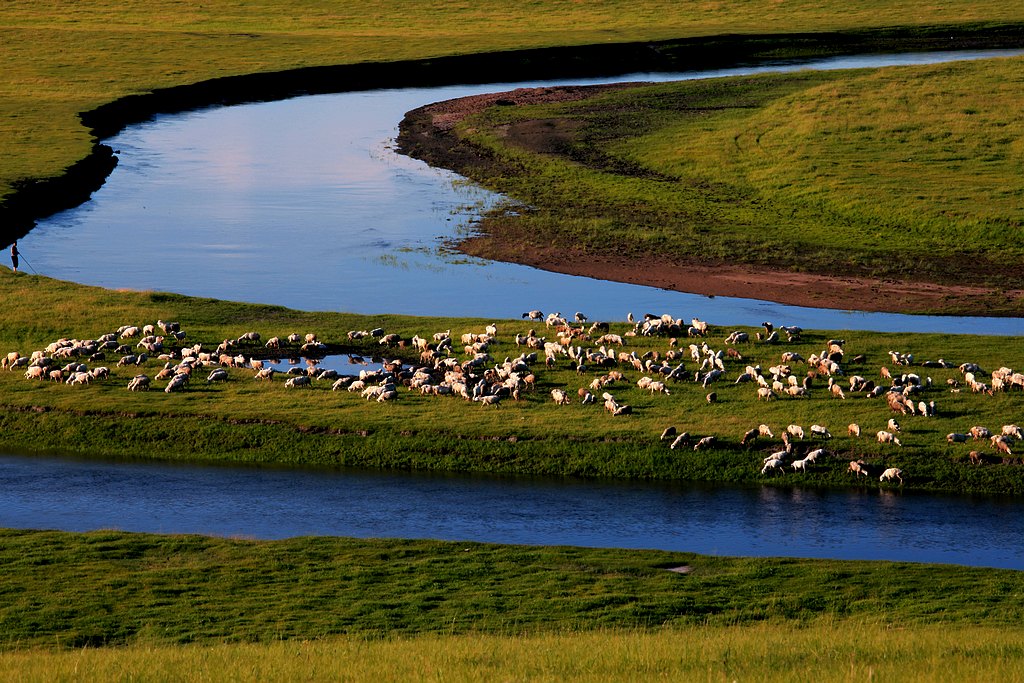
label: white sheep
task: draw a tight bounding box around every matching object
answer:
[786,425,805,440]
[810,425,831,439]
[207,368,229,383]
[692,436,715,451]
[804,448,825,463]
[970,426,991,441]
[761,458,785,476]
[848,460,869,477]
[876,430,902,446]
[879,468,903,485]
[285,376,311,388]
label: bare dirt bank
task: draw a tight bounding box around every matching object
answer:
[398,86,1024,318]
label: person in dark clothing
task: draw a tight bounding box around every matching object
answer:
[10,242,18,273]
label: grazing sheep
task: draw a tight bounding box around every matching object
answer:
[970,426,991,441]
[786,425,805,440]
[947,432,969,444]
[887,418,901,433]
[756,387,775,401]
[992,435,1013,455]
[810,425,831,439]
[758,424,774,438]
[550,389,571,405]
[692,436,715,451]
[23,366,45,380]
[848,423,862,437]
[740,427,759,446]
[207,368,229,383]
[804,448,825,463]
[165,374,189,393]
[474,394,501,407]
[761,458,785,476]
[660,427,677,441]
[877,430,902,446]
[285,376,311,388]
[848,460,870,477]
[879,468,904,485]
[1003,425,1023,441]
[65,371,91,386]
[792,458,810,473]
[669,432,691,450]
[255,367,276,381]
[127,375,150,391]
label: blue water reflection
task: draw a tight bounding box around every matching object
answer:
[18,49,1024,334]
[2,453,1022,569]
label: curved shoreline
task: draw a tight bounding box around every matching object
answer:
[3,24,1023,243]
[397,80,1024,318]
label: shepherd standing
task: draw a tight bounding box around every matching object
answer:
[10,241,18,273]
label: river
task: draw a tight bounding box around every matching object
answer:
[2,452,1022,569]
[7,49,1024,565]
[17,49,1024,334]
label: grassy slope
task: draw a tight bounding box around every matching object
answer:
[3,1,1024,207]
[1,269,1022,494]
[1,529,1023,649]
[447,59,1024,293]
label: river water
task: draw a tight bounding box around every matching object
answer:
[2,453,1022,569]
[7,49,1024,564]
[18,49,1024,334]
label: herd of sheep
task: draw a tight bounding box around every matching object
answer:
[4,311,1022,486]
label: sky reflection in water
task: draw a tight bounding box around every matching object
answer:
[19,49,1024,334]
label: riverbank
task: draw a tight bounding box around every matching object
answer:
[397,61,1024,317]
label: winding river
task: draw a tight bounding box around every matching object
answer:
[3,453,1023,569]
[18,49,1024,333]
[6,49,1024,564]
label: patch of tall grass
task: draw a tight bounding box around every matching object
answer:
[2,621,1024,681]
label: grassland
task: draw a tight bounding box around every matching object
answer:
[2,1,1024,231]
[403,57,1024,313]
[4,3,1024,677]
[2,269,1022,494]
[1,529,1023,648]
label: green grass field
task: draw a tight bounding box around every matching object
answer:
[1,530,1024,679]
[431,58,1023,304]
[4,3,1024,677]
[1,269,1022,494]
